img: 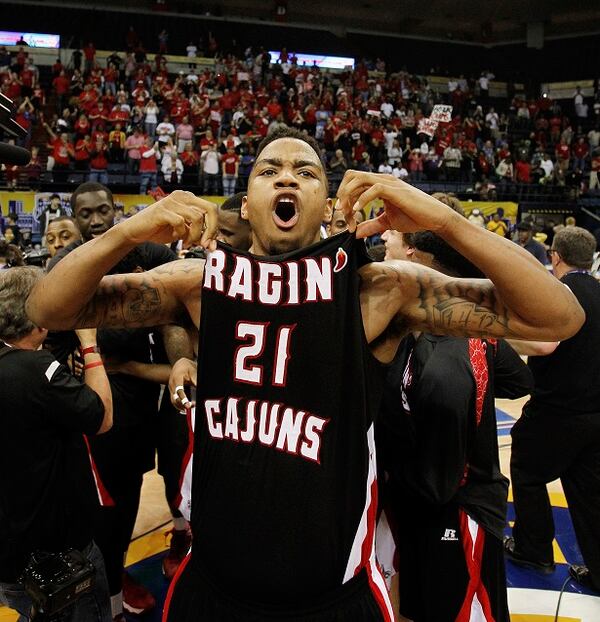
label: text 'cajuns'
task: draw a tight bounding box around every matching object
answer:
[203,397,329,464]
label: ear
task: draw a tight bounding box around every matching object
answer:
[323,197,333,223]
[240,195,249,221]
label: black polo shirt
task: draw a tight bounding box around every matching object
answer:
[0,348,104,581]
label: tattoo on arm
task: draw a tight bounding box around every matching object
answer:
[73,259,202,329]
[75,273,166,328]
[425,280,510,336]
[393,264,515,339]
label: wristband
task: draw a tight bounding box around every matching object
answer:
[80,345,101,356]
[84,360,104,371]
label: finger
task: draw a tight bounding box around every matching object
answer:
[167,193,207,243]
[356,213,391,239]
[196,201,219,250]
[160,208,188,241]
[176,192,208,246]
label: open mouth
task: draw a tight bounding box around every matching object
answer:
[272,196,299,230]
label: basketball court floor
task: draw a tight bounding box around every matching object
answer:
[2,396,599,621]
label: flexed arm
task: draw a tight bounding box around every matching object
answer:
[26,191,218,330]
[339,172,584,343]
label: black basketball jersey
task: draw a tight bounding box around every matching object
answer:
[190,232,387,608]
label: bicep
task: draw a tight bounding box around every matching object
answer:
[73,261,201,329]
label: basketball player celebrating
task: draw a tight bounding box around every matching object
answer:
[27,128,583,621]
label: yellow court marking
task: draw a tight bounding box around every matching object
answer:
[511,615,580,622]
[125,526,170,567]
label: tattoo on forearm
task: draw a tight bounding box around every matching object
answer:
[394,265,514,338]
[75,275,164,328]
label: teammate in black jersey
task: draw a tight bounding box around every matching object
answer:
[28,127,584,620]
[378,227,533,622]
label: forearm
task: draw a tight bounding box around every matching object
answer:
[27,225,136,327]
[161,324,195,364]
[438,210,583,338]
[81,349,113,433]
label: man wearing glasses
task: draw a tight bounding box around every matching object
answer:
[505,226,600,592]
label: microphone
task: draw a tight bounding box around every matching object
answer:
[0,142,31,165]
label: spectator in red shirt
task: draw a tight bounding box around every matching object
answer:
[180,143,199,183]
[572,137,590,172]
[221,146,239,196]
[139,137,160,194]
[74,135,93,170]
[89,137,109,184]
[43,122,74,183]
[266,96,282,120]
[83,41,96,75]
[555,138,571,172]
[74,113,91,139]
[515,157,532,183]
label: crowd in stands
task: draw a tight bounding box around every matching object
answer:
[1,32,600,198]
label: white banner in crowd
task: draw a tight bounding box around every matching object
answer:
[417,118,439,137]
[430,104,453,123]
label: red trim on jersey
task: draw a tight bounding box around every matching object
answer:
[359,476,379,572]
[366,559,394,622]
[83,435,114,507]
[162,551,191,621]
[174,407,194,510]
[468,339,489,426]
[461,340,490,486]
[455,510,495,622]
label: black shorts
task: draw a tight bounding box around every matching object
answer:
[396,503,509,622]
[163,555,391,621]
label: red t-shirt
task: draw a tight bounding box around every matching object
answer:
[52,138,72,165]
[52,76,71,95]
[75,139,92,161]
[555,143,570,160]
[20,69,34,87]
[223,153,239,175]
[181,151,199,167]
[90,146,108,169]
[139,150,158,172]
[515,160,531,183]
[267,102,282,119]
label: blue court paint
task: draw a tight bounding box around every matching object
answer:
[496,407,516,436]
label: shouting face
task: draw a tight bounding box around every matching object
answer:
[242,138,332,256]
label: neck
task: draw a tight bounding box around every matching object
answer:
[4,330,44,351]
[555,262,581,279]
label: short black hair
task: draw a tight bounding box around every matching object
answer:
[50,193,61,200]
[256,126,326,171]
[47,215,79,229]
[220,192,245,216]
[411,231,484,279]
[70,182,114,213]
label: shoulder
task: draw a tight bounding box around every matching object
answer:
[4,348,61,379]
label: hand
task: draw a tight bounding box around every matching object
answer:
[336,170,457,238]
[75,327,98,346]
[168,357,197,411]
[118,190,218,249]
